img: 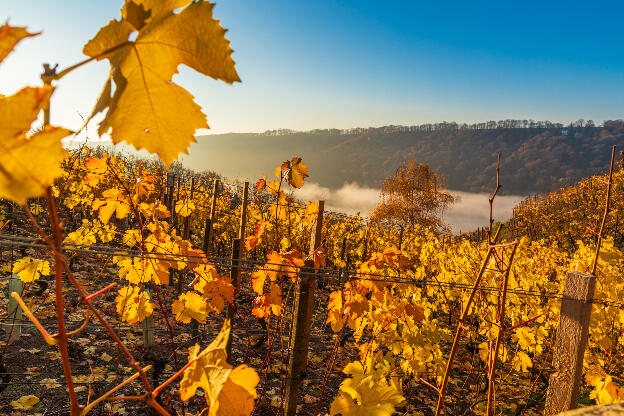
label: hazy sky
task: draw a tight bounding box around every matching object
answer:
[2,0,623,135]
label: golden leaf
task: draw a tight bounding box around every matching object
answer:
[0,87,70,204]
[83,0,240,165]
[10,394,40,411]
[172,291,208,324]
[92,188,132,223]
[115,285,154,325]
[179,320,258,415]
[175,198,196,217]
[288,157,309,189]
[0,24,40,63]
[12,257,51,283]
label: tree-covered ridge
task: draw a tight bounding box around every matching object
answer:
[194,120,624,194]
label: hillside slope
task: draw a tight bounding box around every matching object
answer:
[184,121,624,194]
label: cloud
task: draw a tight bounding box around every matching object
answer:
[292,183,524,233]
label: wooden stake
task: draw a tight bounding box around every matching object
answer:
[226,238,242,363]
[361,227,369,261]
[284,259,316,416]
[5,274,24,344]
[142,315,155,349]
[238,182,249,240]
[545,271,596,415]
[284,200,323,416]
[183,178,195,241]
[204,179,220,255]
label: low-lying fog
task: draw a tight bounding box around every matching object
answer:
[292,183,523,234]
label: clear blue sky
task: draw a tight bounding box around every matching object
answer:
[2,0,623,135]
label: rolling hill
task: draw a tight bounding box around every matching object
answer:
[182,120,624,194]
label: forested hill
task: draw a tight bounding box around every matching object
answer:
[186,120,624,194]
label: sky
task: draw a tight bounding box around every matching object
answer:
[2,0,623,135]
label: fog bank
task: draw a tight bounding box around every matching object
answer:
[292,183,524,234]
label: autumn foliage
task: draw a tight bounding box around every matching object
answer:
[371,156,454,233]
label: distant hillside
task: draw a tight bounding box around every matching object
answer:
[184,120,624,194]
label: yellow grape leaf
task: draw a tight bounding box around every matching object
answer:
[92,188,131,223]
[330,361,404,416]
[122,229,142,247]
[211,365,259,416]
[13,257,51,283]
[30,203,43,215]
[117,256,169,285]
[0,23,40,63]
[10,394,40,410]
[83,0,240,165]
[115,285,154,325]
[512,351,532,373]
[193,264,234,314]
[288,157,309,189]
[180,319,232,400]
[175,198,196,217]
[0,86,70,204]
[326,291,344,332]
[172,291,208,324]
[85,154,108,173]
[84,154,108,185]
[40,378,61,389]
[511,326,536,351]
[179,320,259,415]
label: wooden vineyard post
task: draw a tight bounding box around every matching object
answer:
[183,177,195,240]
[339,236,347,284]
[284,200,324,416]
[142,290,155,349]
[204,179,220,255]
[361,227,369,261]
[238,182,249,240]
[226,238,242,362]
[545,271,596,416]
[224,181,248,357]
[5,275,24,343]
[284,259,316,416]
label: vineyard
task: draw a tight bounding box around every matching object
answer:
[1,2,624,416]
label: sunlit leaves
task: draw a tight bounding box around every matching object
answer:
[0,86,70,204]
[93,188,132,223]
[10,394,40,411]
[172,291,208,324]
[0,24,40,63]
[288,157,309,189]
[179,320,259,415]
[330,361,404,416]
[116,255,170,285]
[65,219,116,246]
[12,257,51,283]
[193,264,234,315]
[115,285,154,325]
[83,0,240,165]
[176,198,196,217]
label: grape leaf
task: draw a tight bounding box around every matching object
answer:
[179,320,259,415]
[10,394,40,411]
[83,0,240,165]
[288,157,309,189]
[115,285,154,325]
[12,257,51,283]
[0,24,40,64]
[0,86,70,203]
[172,291,208,324]
[92,188,132,223]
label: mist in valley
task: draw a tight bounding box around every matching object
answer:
[292,183,523,233]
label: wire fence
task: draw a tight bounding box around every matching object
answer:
[1,233,623,310]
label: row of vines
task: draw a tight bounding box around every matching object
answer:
[1,2,623,415]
